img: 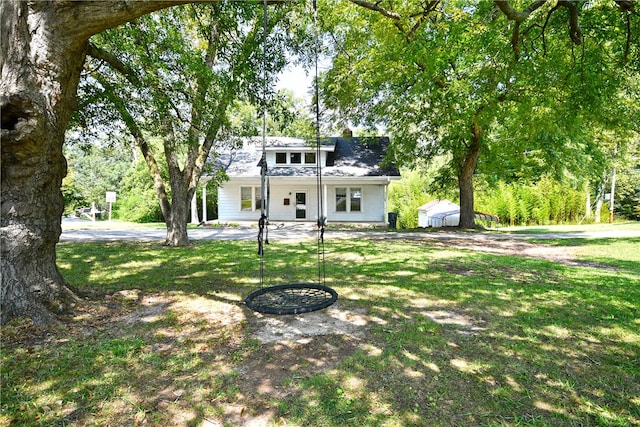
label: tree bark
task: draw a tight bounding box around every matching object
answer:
[166,184,194,247]
[1,1,86,325]
[457,120,482,228]
[1,0,196,326]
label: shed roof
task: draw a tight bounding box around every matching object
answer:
[418,199,500,223]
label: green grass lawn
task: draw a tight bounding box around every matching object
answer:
[499,221,640,234]
[2,234,639,426]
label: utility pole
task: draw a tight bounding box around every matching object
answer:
[609,165,616,224]
[609,144,618,224]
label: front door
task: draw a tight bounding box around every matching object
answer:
[295,192,306,219]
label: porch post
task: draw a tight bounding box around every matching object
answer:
[191,192,199,224]
[324,184,328,220]
[202,183,207,223]
[384,181,390,224]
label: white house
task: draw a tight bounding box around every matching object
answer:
[209,135,400,224]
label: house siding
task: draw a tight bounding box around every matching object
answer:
[326,184,386,222]
[218,180,387,223]
[269,182,318,221]
[212,136,400,224]
[218,181,262,222]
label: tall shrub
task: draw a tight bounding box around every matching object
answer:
[113,160,164,223]
[477,176,586,225]
[389,169,437,229]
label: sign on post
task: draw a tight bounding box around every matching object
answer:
[106,192,116,221]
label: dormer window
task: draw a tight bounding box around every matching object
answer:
[272,151,317,166]
[305,152,316,164]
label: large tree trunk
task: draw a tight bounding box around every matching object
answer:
[1,2,86,325]
[165,186,194,247]
[457,121,482,228]
[1,0,194,326]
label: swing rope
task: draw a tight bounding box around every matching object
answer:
[257,0,269,288]
[247,0,337,315]
[314,0,327,288]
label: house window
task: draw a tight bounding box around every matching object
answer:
[304,152,316,164]
[335,187,362,212]
[275,152,287,164]
[241,187,252,211]
[240,186,261,211]
[255,186,262,211]
[336,187,347,212]
[275,152,315,166]
[350,188,362,212]
[290,152,302,164]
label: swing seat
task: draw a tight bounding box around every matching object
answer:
[245,283,338,315]
[246,0,337,316]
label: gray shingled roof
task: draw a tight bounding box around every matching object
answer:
[216,136,400,178]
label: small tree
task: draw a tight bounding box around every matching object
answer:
[76,3,302,246]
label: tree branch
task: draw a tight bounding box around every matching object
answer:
[614,1,635,13]
[56,1,208,41]
[86,43,140,84]
[347,0,402,19]
[348,0,443,42]
[541,3,560,55]
[495,0,548,59]
[623,10,631,63]
[614,1,636,63]
[88,42,191,126]
[494,0,547,23]
[94,75,172,219]
[557,1,582,45]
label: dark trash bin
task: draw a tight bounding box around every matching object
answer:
[388,212,398,229]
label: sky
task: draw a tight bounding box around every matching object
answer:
[275,63,314,101]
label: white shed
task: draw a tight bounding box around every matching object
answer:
[418,199,500,228]
[418,199,462,228]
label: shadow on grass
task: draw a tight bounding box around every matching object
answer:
[2,237,638,426]
[56,240,260,297]
[532,237,640,275]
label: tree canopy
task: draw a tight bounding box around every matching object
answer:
[75,2,306,245]
[321,0,639,227]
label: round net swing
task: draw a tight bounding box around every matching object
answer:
[245,283,338,315]
[245,0,337,315]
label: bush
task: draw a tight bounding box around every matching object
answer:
[114,189,164,223]
[113,160,164,223]
[389,169,441,229]
[61,171,88,216]
[477,176,586,225]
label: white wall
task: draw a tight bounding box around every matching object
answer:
[218,180,320,222]
[218,179,388,223]
[325,184,386,222]
[217,180,262,222]
[268,184,318,221]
